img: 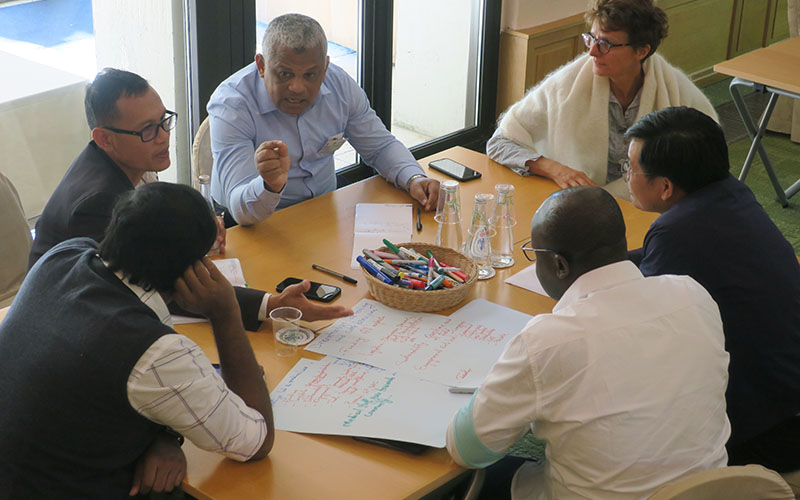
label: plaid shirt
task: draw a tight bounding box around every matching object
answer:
[114,267,267,461]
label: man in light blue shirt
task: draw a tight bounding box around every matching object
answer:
[208,14,439,225]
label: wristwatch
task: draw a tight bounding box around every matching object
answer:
[405,174,426,191]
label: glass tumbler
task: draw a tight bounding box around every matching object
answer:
[434,180,463,251]
[490,184,516,268]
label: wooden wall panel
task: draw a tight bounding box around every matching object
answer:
[658,0,736,85]
[495,0,790,119]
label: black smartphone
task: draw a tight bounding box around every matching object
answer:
[428,158,482,182]
[276,277,342,302]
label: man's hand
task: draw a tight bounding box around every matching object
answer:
[527,157,597,189]
[409,177,440,211]
[173,258,239,323]
[270,280,353,322]
[255,140,290,193]
[129,432,186,496]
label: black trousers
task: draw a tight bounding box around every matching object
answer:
[727,414,800,473]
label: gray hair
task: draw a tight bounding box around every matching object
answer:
[262,13,327,61]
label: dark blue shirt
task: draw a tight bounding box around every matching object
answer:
[629,174,800,445]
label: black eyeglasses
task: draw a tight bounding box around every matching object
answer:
[520,240,561,262]
[102,111,177,142]
[582,32,632,55]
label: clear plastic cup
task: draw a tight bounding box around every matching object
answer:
[435,180,463,251]
[490,184,516,268]
[269,307,313,357]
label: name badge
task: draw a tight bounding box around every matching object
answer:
[318,132,347,155]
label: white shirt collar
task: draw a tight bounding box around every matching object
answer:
[554,260,644,313]
[100,256,173,328]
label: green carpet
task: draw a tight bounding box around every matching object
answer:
[728,134,800,252]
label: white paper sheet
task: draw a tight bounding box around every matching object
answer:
[350,204,412,269]
[504,263,548,297]
[306,299,531,387]
[171,258,247,324]
[271,356,468,447]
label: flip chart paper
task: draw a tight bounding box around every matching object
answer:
[505,263,548,297]
[350,203,412,269]
[271,356,468,447]
[306,299,532,387]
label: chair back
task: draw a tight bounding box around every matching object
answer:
[191,116,213,189]
[0,172,33,308]
[647,465,795,500]
[779,468,800,499]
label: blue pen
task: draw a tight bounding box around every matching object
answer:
[357,256,395,285]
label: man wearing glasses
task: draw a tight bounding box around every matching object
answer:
[29,68,177,267]
[446,186,729,499]
[624,106,800,476]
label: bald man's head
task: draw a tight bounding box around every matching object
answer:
[531,187,628,299]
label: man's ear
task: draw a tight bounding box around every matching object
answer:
[255,53,265,77]
[92,127,114,152]
[659,177,676,202]
[554,254,570,280]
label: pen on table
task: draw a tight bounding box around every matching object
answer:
[448,387,477,394]
[416,207,422,232]
[312,264,358,284]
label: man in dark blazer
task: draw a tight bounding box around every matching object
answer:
[623,106,800,473]
[29,68,350,331]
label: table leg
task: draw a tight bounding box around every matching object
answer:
[729,79,789,207]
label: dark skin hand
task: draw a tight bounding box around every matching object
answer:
[129,431,186,496]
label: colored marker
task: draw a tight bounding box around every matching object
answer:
[356,256,394,285]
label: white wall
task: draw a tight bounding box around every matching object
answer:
[501,0,587,30]
[93,0,187,184]
[392,0,472,138]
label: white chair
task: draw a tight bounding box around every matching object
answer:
[647,465,795,500]
[191,115,213,190]
[0,172,33,307]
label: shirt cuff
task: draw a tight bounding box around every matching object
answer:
[446,394,506,468]
[257,293,271,322]
[394,165,426,192]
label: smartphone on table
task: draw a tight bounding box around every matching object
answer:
[276,277,342,302]
[428,158,482,182]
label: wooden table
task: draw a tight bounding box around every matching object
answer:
[173,147,658,500]
[0,147,658,500]
[713,36,800,206]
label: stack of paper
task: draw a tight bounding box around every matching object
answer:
[271,299,532,447]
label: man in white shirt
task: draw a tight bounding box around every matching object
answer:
[446,186,730,500]
[0,183,349,499]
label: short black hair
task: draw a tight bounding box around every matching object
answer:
[538,186,627,263]
[85,68,150,129]
[625,106,729,193]
[98,182,217,292]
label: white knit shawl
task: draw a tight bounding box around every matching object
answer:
[497,53,718,188]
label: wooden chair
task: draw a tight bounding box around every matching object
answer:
[647,465,794,500]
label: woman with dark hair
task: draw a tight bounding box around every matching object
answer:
[488,0,717,200]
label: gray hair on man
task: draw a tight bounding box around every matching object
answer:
[262,13,328,61]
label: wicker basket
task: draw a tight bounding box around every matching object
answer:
[361,242,478,312]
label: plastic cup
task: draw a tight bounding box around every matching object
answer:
[269,307,313,357]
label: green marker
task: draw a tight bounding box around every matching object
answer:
[382,238,401,255]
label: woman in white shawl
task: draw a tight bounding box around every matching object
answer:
[488,0,717,200]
